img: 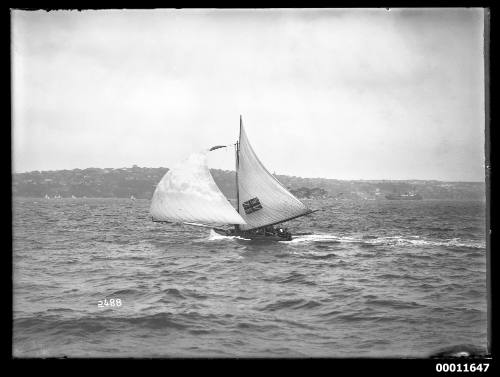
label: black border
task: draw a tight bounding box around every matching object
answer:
[6,4,496,373]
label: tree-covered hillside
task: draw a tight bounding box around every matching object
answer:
[12,166,485,200]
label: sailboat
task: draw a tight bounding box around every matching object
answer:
[150,116,317,241]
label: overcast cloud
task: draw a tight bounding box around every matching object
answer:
[12,8,486,181]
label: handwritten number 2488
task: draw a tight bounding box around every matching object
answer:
[97,298,122,308]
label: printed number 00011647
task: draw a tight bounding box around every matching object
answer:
[436,364,489,373]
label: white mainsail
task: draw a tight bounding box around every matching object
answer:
[150,151,246,225]
[237,123,312,231]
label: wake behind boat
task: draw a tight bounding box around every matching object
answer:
[150,116,317,241]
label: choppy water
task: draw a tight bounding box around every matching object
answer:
[13,197,488,357]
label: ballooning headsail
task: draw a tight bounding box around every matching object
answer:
[150,150,246,225]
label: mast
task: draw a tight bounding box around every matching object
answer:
[235,115,242,230]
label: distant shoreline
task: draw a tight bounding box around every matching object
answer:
[13,196,486,202]
[12,167,486,201]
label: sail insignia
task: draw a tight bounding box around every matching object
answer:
[242,197,263,214]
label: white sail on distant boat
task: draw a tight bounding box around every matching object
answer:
[71,195,77,199]
[44,194,50,199]
[130,195,136,201]
[150,116,317,241]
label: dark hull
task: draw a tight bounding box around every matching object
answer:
[213,228,292,242]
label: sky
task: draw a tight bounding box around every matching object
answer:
[11,8,486,181]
